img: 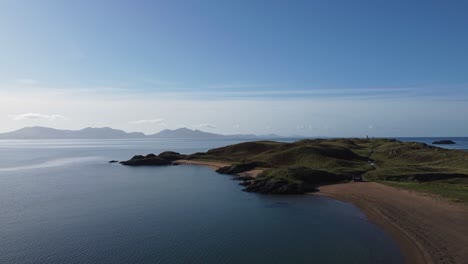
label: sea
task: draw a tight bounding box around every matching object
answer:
[398,137,468,151]
[5,137,462,263]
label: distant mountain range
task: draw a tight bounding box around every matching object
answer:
[0,126,282,139]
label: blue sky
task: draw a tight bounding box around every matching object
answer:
[1,0,467,136]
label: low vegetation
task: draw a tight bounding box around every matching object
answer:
[121,138,468,196]
[382,178,468,203]
[190,138,468,195]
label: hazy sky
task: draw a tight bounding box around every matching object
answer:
[1,0,468,136]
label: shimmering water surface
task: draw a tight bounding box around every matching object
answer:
[0,139,405,263]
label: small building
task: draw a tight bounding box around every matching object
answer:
[353,175,363,182]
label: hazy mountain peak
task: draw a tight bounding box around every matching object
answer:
[0,126,145,139]
[0,126,282,140]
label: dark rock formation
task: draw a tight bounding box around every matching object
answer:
[108,160,119,163]
[432,140,456,145]
[157,151,187,161]
[121,156,172,166]
[243,178,306,194]
[120,152,187,166]
[236,167,348,194]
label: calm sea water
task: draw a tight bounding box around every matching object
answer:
[0,139,404,264]
[398,137,468,150]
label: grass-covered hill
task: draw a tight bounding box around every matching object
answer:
[121,138,468,197]
[365,140,468,180]
[188,138,468,195]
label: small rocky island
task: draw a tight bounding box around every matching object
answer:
[432,139,456,145]
[117,138,468,194]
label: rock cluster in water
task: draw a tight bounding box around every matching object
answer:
[432,140,456,145]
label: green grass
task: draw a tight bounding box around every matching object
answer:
[194,139,376,174]
[189,138,468,196]
[364,140,468,183]
[382,178,468,203]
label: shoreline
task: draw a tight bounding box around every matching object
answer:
[316,185,429,264]
[174,159,231,170]
[176,160,468,264]
[175,159,264,177]
[318,182,468,264]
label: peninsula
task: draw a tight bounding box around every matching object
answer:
[121,138,468,196]
[120,138,468,263]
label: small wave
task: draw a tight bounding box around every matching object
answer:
[0,156,104,172]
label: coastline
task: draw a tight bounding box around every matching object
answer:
[175,159,264,177]
[174,159,231,170]
[176,160,468,264]
[316,183,429,264]
[317,182,468,264]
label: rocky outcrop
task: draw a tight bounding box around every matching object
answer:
[120,152,187,166]
[231,172,303,193]
[235,167,348,194]
[157,151,187,161]
[243,178,306,194]
[120,155,172,166]
[432,140,456,145]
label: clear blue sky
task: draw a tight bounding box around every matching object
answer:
[1,0,467,136]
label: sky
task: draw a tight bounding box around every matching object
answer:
[1,0,468,137]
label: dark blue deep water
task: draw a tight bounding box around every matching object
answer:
[0,139,404,264]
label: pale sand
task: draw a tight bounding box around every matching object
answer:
[175,159,230,170]
[317,182,468,264]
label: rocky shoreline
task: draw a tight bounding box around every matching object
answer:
[116,153,348,194]
[115,138,468,195]
[114,138,468,264]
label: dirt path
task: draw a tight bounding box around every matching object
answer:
[317,182,468,264]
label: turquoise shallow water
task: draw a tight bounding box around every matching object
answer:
[0,139,403,264]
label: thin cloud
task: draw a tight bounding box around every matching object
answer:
[9,113,66,121]
[129,118,166,125]
[199,123,216,128]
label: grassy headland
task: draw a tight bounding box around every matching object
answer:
[120,138,468,263]
[188,138,468,196]
[121,138,468,197]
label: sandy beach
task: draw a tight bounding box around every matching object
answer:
[318,182,468,264]
[175,159,231,170]
[178,160,468,264]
